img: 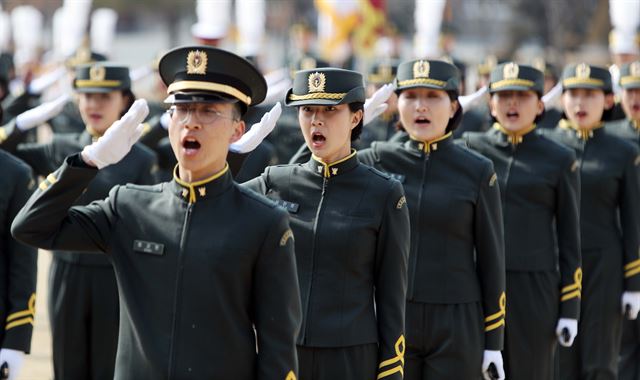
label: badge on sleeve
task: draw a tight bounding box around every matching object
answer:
[489,173,498,187]
[396,196,407,209]
[571,160,579,172]
[280,229,294,246]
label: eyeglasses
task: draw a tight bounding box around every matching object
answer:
[168,105,237,125]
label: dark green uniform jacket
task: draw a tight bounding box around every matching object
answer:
[463,126,582,318]
[359,133,506,350]
[542,124,640,290]
[0,123,157,265]
[607,119,640,145]
[11,155,302,380]
[0,150,36,353]
[243,151,410,380]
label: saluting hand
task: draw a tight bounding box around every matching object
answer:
[15,93,70,131]
[81,99,149,169]
[622,291,640,319]
[229,102,282,154]
[363,82,396,126]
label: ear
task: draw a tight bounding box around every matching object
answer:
[450,99,459,118]
[536,98,545,116]
[604,93,615,110]
[489,96,499,118]
[229,120,246,143]
[351,109,363,130]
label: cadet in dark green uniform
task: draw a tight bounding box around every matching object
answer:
[359,59,506,380]
[0,150,37,380]
[463,63,581,380]
[543,63,640,380]
[1,63,157,380]
[244,67,409,380]
[606,60,640,380]
[12,46,301,380]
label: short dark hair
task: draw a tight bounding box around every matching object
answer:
[348,102,364,141]
[119,89,136,117]
[445,91,463,132]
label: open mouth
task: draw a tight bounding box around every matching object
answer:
[311,131,326,146]
[506,110,519,120]
[575,110,587,118]
[632,104,640,112]
[414,116,431,125]
[182,136,201,155]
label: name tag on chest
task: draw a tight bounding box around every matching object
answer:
[133,240,165,256]
[274,199,300,213]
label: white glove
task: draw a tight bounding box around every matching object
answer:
[0,348,25,380]
[481,350,505,380]
[28,67,66,94]
[15,93,70,131]
[542,81,563,106]
[459,86,488,111]
[363,82,396,126]
[81,99,149,169]
[622,291,640,319]
[556,318,578,347]
[229,102,282,154]
[160,111,171,130]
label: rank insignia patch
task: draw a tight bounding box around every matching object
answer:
[280,229,294,246]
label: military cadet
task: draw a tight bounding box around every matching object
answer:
[1,63,157,380]
[244,67,409,380]
[358,59,506,380]
[0,150,37,380]
[606,60,640,380]
[542,63,640,380]
[462,63,581,380]
[12,46,301,380]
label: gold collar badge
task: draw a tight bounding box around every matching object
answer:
[186,50,208,75]
[308,72,326,93]
[413,60,430,78]
[89,65,106,81]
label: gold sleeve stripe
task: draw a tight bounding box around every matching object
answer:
[625,259,640,271]
[285,370,296,380]
[561,290,581,302]
[6,293,36,323]
[377,335,405,379]
[5,317,33,330]
[625,265,640,278]
[377,366,403,379]
[485,319,505,332]
[0,127,6,142]
[484,292,506,323]
[561,268,582,296]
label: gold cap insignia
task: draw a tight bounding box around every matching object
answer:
[308,72,326,93]
[503,62,519,80]
[576,63,590,79]
[413,60,430,78]
[89,65,106,81]
[186,50,208,75]
[631,61,640,77]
